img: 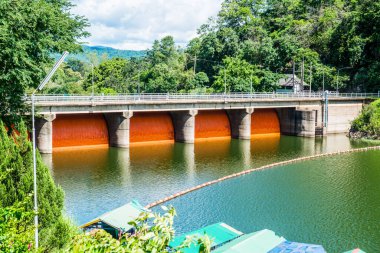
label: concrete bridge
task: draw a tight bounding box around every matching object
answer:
[31,92,377,153]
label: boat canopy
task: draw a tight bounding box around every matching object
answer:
[213,229,285,253]
[213,229,326,253]
[269,241,327,253]
[169,222,243,253]
[80,200,146,233]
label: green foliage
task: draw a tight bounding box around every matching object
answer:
[143,36,190,93]
[0,199,34,252]
[190,0,380,93]
[45,63,86,95]
[70,229,124,253]
[351,99,380,139]
[84,58,130,93]
[213,57,260,92]
[0,121,64,228]
[187,72,210,91]
[69,206,212,253]
[0,0,89,126]
[40,215,79,252]
[0,120,75,252]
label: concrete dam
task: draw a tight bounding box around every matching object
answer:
[32,93,372,153]
[50,109,280,149]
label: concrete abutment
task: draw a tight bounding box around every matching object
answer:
[276,107,318,137]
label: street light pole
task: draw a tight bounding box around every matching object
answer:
[32,51,68,250]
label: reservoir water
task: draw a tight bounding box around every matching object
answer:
[160,149,380,252]
[43,134,379,251]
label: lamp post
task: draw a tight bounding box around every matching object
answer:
[32,51,68,249]
[336,67,353,93]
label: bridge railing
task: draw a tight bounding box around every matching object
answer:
[29,92,379,103]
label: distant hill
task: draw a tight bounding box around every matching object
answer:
[61,45,147,62]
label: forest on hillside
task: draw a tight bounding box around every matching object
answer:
[43,0,379,96]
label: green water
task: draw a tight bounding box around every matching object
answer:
[161,150,380,252]
[43,134,379,252]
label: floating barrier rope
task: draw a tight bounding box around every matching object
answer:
[145,145,380,209]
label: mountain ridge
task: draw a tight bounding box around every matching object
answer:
[66,45,147,62]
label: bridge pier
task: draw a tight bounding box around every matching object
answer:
[171,110,198,143]
[227,108,254,139]
[36,114,56,154]
[277,108,317,137]
[295,109,316,137]
[105,111,133,148]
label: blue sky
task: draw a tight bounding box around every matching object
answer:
[72,0,222,50]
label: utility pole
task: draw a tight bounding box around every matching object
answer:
[193,54,197,75]
[138,69,141,95]
[322,69,325,92]
[250,75,253,94]
[91,63,94,96]
[309,64,312,94]
[224,68,227,95]
[292,60,295,93]
[301,58,304,92]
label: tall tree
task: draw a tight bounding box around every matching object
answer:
[0,0,89,127]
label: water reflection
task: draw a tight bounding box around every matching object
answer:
[43,134,376,225]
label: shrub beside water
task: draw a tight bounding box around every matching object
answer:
[350,99,380,139]
[0,121,210,252]
[0,121,76,252]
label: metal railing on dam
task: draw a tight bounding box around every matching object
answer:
[29,92,379,103]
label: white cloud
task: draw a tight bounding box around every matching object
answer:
[71,0,222,50]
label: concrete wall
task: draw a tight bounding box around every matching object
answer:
[327,102,363,133]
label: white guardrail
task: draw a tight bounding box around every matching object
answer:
[29,92,380,103]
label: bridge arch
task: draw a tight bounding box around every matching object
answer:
[195,110,231,139]
[53,114,109,148]
[251,109,280,136]
[130,112,174,143]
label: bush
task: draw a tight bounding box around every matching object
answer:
[0,120,75,252]
[69,206,211,253]
[0,199,34,252]
[350,99,380,139]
